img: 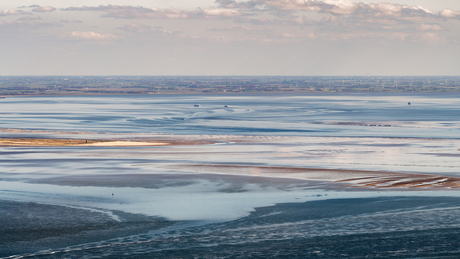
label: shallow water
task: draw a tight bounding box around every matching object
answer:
[1,93,460,137]
[1,93,460,258]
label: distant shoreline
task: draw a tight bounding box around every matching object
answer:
[1,90,460,97]
[1,76,459,96]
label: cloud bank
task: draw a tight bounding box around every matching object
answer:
[63,5,241,19]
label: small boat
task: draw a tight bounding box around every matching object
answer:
[408,102,411,105]
[194,104,201,107]
[224,105,229,108]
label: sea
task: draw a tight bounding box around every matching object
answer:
[1,93,460,258]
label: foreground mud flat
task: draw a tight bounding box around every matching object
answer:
[1,128,460,258]
[4,197,460,258]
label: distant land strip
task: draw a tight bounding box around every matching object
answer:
[1,76,460,96]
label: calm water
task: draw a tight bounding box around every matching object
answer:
[1,93,460,258]
[1,93,459,137]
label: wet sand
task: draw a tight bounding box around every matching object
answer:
[1,129,459,190]
[169,164,460,189]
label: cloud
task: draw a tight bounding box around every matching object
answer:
[0,9,31,16]
[234,16,315,26]
[215,0,259,9]
[67,31,118,40]
[62,5,241,19]
[216,0,445,21]
[202,9,240,17]
[60,19,83,23]
[439,9,460,19]
[39,1,460,45]
[32,6,56,12]
[418,24,443,31]
[215,0,456,44]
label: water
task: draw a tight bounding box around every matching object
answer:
[1,93,460,258]
[1,93,459,137]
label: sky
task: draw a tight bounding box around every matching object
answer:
[1,0,460,76]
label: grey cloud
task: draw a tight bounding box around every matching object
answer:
[28,5,40,8]
[215,0,259,9]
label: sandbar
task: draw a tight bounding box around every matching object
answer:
[0,138,212,147]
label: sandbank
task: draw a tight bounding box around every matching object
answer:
[0,138,211,147]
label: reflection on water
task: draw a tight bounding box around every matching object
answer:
[1,93,460,258]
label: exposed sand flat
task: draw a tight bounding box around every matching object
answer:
[168,164,460,189]
[0,138,212,147]
[0,128,92,134]
[0,138,101,146]
[81,141,169,147]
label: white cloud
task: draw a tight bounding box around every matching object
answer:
[439,9,460,19]
[32,6,56,12]
[67,31,117,40]
[202,9,240,17]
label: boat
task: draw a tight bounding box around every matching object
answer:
[194,104,201,107]
[408,102,411,105]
